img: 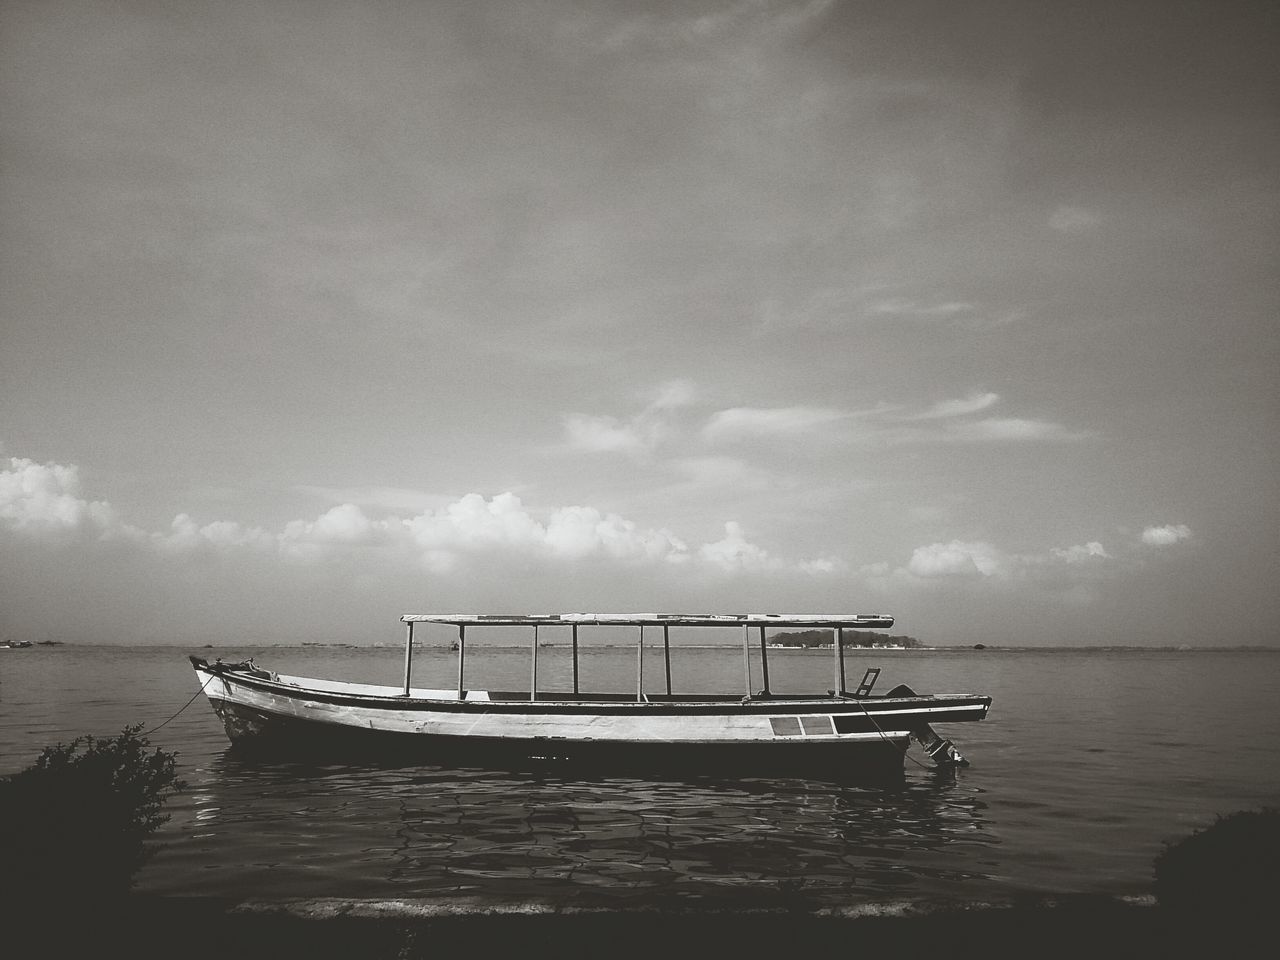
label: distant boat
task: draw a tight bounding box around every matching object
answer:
[0,640,33,649]
[190,613,990,777]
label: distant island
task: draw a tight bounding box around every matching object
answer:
[769,629,923,649]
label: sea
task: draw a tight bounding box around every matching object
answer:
[2,643,1278,908]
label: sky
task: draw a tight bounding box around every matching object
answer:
[1,0,1276,647]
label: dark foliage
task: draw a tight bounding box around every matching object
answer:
[0,724,184,901]
[770,629,921,648]
[1154,807,1280,915]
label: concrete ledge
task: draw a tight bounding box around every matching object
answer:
[226,892,1159,920]
[6,893,1258,960]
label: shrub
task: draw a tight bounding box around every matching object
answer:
[1154,807,1280,914]
[0,725,184,901]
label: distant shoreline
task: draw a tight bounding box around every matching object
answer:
[13,642,1280,652]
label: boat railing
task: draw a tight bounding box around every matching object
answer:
[397,614,895,703]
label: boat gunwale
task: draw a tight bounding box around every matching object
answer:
[191,661,990,717]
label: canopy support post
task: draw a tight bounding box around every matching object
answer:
[663,625,672,697]
[572,624,579,697]
[834,626,847,696]
[636,625,644,702]
[759,625,770,696]
[742,625,752,698]
[530,625,539,702]
[402,620,414,697]
[456,624,466,699]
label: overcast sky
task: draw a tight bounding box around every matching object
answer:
[2,0,1276,646]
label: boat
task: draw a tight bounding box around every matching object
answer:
[189,613,991,778]
[1,640,33,649]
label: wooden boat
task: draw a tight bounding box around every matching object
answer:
[189,613,991,778]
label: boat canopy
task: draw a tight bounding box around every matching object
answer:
[400,613,894,629]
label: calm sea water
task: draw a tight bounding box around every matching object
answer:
[2,643,1278,906]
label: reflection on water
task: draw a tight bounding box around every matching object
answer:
[8,645,1280,902]
[166,751,994,905]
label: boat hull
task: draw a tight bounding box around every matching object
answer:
[191,657,990,779]
[208,698,913,778]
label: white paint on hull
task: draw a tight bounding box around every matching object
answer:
[196,666,982,747]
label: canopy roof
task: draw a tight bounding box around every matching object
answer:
[400,613,894,629]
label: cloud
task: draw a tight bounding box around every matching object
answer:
[901,538,1112,581]
[412,496,689,566]
[1142,524,1192,546]
[3,448,845,581]
[262,503,404,563]
[0,456,140,543]
[1051,541,1110,564]
[545,505,688,563]
[406,492,546,554]
[594,0,836,52]
[910,392,1001,420]
[943,417,1090,442]
[567,383,1086,459]
[2,449,1132,610]
[869,299,977,320]
[670,456,753,487]
[649,379,698,410]
[716,392,1088,445]
[906,540,1007,578]
[702,405,847,442]
[798,555,847,575]
[562,413,654,457]
[1049,205,1102,234]
[154,514,275,556]
[296,484,452,514]
[563,380,697,459]
[698,521,774,571]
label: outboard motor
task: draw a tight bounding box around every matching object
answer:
[910,724,969,767]
[885,683,971,767]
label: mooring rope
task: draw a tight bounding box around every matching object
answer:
[140,671,214,737]
[851,696,932,770]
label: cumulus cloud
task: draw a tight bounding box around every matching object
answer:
[407,493,544,552]
[274,503,404,561]
[3,447,847,580]
[906,540,1007,578]
[698,521,774,570]
[859,560,892,578]
[1142,524,1192,546]
[702,405,847,442]
[545,506,688,563]
[285,503,383,545]
[0,456,139,542]
[797,555,847,575]
[901,537,1113,581]
[154,514,274,556]
[400,493,694,566]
